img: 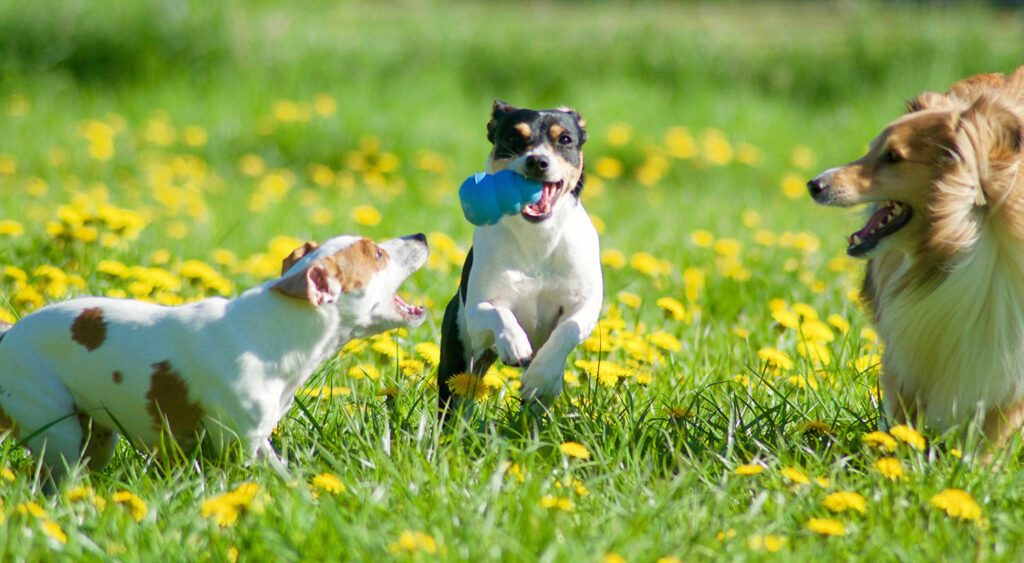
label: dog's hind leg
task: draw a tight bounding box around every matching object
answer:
[1,361,86,486]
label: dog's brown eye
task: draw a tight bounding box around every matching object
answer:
[558,134,573,145]
[376,249,384,260]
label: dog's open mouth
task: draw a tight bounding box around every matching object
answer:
[847,201,912,257]
[393,294,425,320]
[522,181,563,221]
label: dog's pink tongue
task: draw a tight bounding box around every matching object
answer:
[524,183,557,215]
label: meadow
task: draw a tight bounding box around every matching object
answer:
[1,0,1024,560]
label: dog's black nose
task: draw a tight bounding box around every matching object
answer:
[406,233,427,245]
[526,155,549,174]
[807,178,825,197]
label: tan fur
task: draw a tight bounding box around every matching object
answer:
[515,122,532,138]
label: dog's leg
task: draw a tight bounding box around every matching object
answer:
[520,302,601,413]
[1,365,84,485]
[465,301,534,367]
[438,292,468,418]
[77,414,118,470]
[255,439,292,481]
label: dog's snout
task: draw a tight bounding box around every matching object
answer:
[405,233,428,246]
[807,177,826,197]
[526,155,549,174]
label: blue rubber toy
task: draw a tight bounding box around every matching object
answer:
[459,169,544,226]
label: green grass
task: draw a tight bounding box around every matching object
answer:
[2,0,1024,560]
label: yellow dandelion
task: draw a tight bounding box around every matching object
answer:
[351,205,381,226]
[41,520,67,544]
[0,467,14,482]
[930,489,981,521]
[313,94,337,116]
[201,482,261,527]
[630,252,671,276]
[780,172,807,199]
[713,238,741,257]
[757,347,794,371]
[875,457,904,481]
[862,431,897,452]
[446,373,491,400]
[414,342,441,366]
[388,530,438,554]
[665,126,694,158]
[112,491,147,522]
[0,219,24,237]
[617,291,642,309]
[593,156,624,179]
[602,553,626,563]
[747,534,785,552]
[559,441,591,460]
[601,248,626,269]
[805,518,845,536]
[648,331,682,352]
[735,464,764,476]
[690,229,714,247]
[311,473,346,497]
[18,501,47,518]
[890,425,926,450]
[781,467,810,485]
[701,129,733,165]
[540,495,576,512]
[656,296,686,321]
[347,364,380,380]
[823,492,867,514]
[771,309,800,329]
[826,314,851,334]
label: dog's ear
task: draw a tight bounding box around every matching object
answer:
[487,99,518,143]
[280,241,319,275]
[906,91,950,113]
[555,106,588,144]
[270,260,343,306]
[961,95,1024,157]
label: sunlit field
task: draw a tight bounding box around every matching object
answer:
[2,1,1024,560]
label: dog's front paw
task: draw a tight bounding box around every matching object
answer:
[496,331,534,367]
[519,363,564,413]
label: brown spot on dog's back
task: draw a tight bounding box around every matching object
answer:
[71,307,106,351]
[112,371,123,384]
[319,238,389,292]
[146,361,204,447]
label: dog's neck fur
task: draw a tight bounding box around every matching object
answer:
[875,219,1024,430]
[485,197,581,258]
[222,283,349,395]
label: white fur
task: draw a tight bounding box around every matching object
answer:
[0,234,428,480]
[878,225,1024,429]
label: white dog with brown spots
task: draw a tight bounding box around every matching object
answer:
[0,233,428,483]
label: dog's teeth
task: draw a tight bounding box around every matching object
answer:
[892,203,903,214]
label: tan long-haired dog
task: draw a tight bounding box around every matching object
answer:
[809,66,1024,447]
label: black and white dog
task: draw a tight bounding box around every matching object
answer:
[438,100,603,418]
